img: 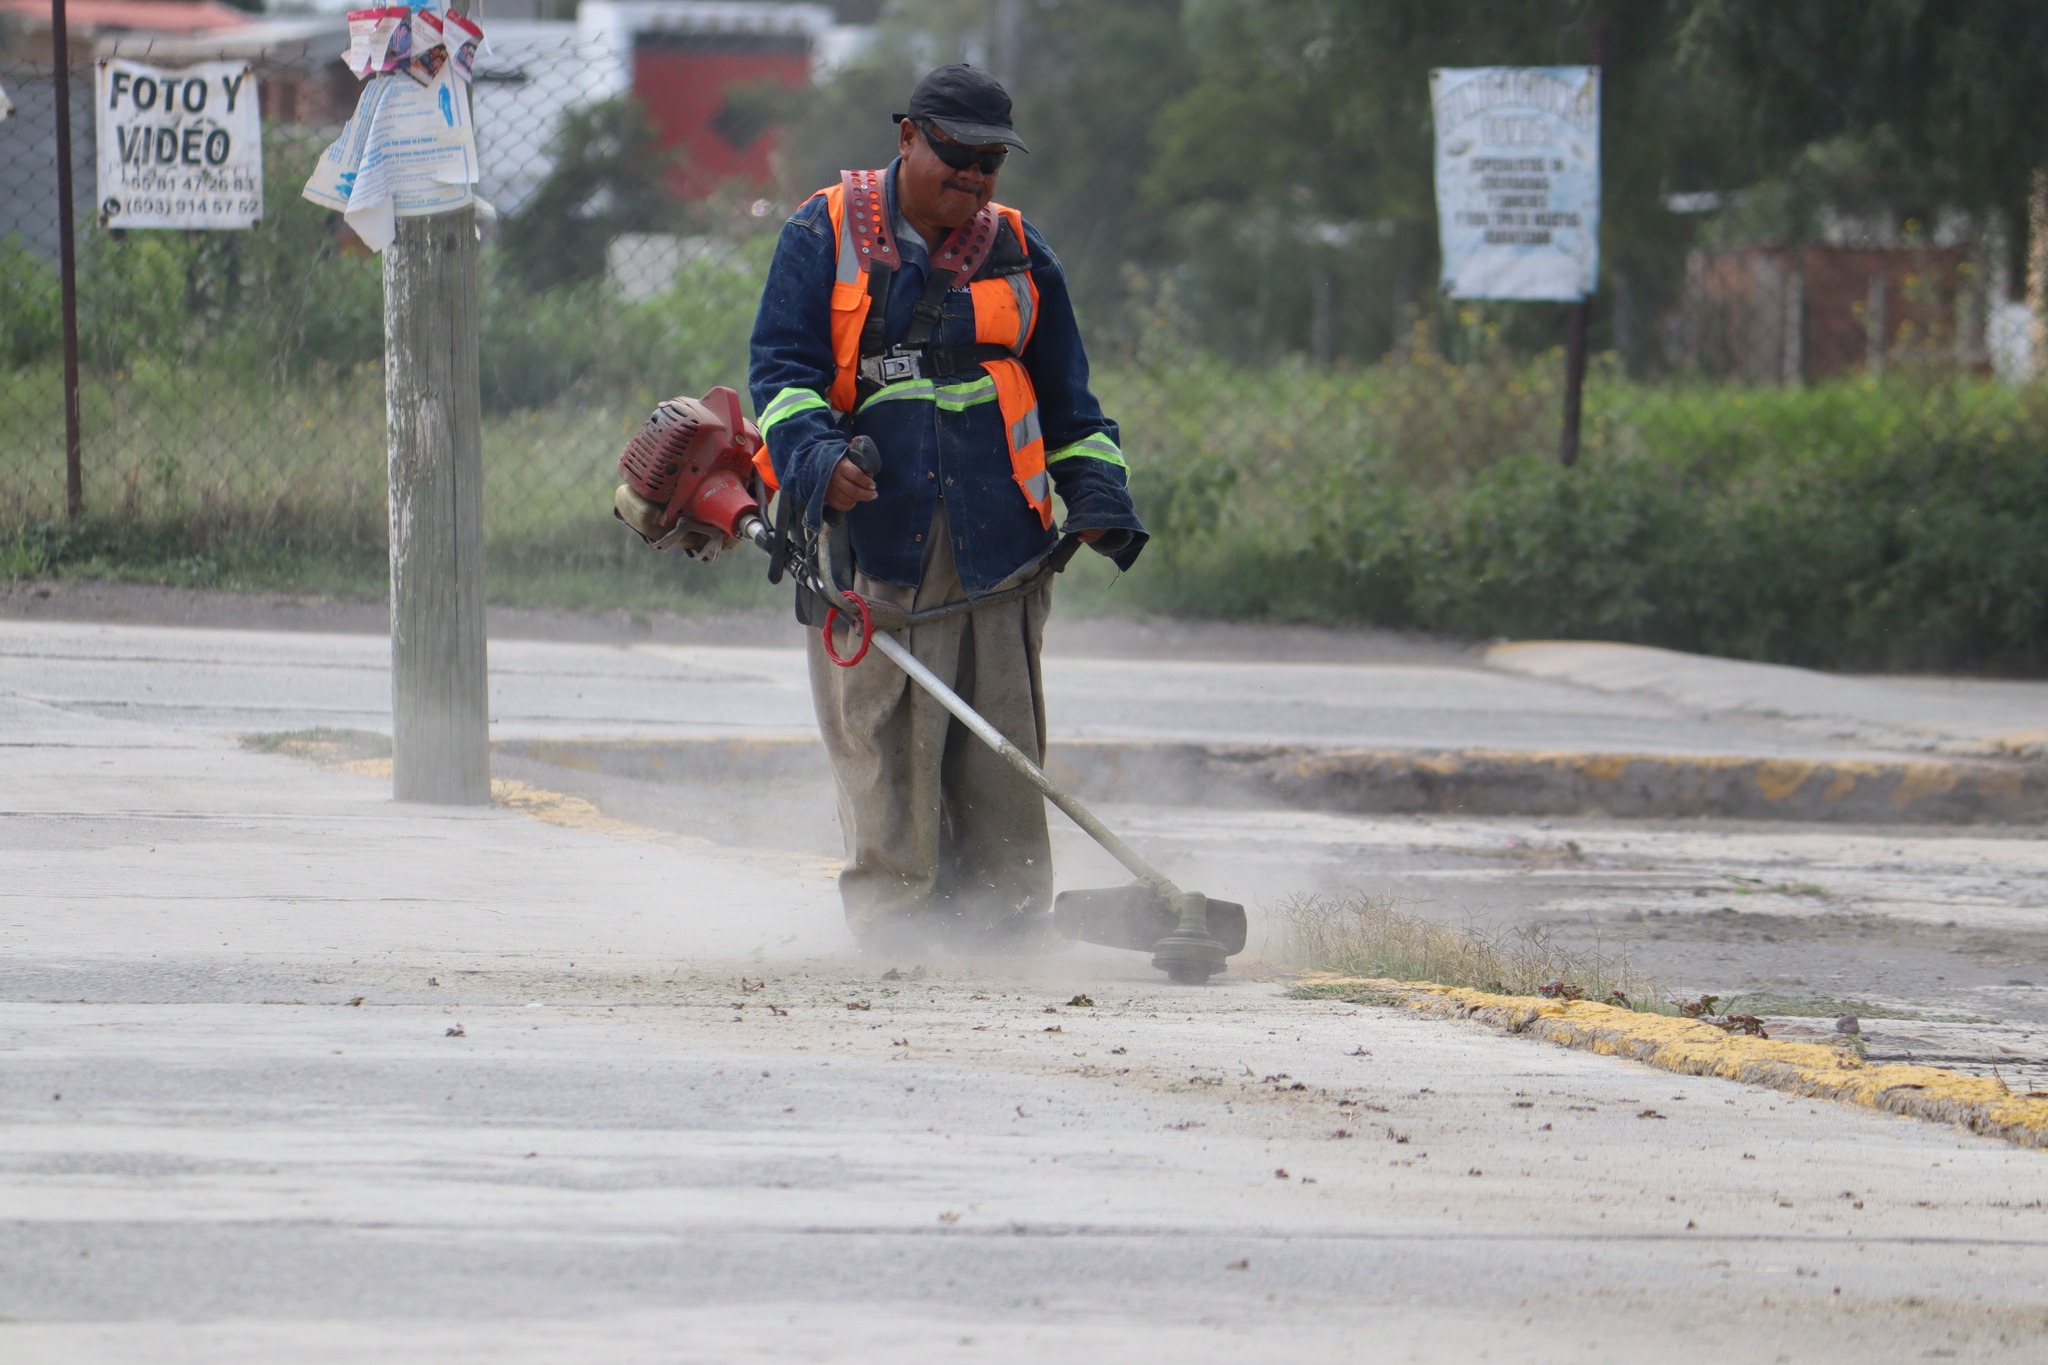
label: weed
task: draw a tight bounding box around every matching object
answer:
[1279,891,1666,1010]
[0,535,42,580]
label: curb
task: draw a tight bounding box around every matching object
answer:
[495,736,2048,825]
[1304,976,2048,1150]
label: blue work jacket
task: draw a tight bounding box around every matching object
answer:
[747,161,1147,597]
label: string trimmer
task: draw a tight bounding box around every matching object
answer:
[610,387,1244,983]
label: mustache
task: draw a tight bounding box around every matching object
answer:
[943,177,987,195]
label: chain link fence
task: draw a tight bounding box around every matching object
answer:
[1,33,766,604]
[3,34,2044,666]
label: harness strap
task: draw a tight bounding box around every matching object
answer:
[902,268,952,350]
[858,255,891,361]
[922,343,1017,378]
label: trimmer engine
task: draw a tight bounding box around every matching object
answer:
[614,386,766,552]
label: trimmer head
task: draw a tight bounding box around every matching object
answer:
[1053,884,1246,983]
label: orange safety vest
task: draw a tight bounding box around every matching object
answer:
[755,170,1050,528]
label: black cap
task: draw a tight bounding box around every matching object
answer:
[893,64,1029,152]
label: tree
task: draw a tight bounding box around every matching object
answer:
[1145,1,1734,364]
[498,99,679,293]
[1680,1,2048,299]
[780,0,1194,336]
[1680,2,2048,215]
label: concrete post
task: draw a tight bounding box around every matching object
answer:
[383,205,489,804]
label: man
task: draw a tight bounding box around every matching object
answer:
[748,64,1146,956]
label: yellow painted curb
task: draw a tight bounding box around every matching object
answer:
[1303,974,2048,1150]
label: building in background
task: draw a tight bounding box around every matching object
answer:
[0,0,865,284]
[1679,243,1980,384]
[576,2,833,202]
[465,4,852,221]
[0,0,250,65]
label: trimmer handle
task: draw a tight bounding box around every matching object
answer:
[819,437,876,544]
[824,435,881,532]
[844,434,881,477]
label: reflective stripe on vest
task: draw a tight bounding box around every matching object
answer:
[755,177,1051,521]
[759,386,830,436]
[1047,430,1126,469]
[855,375,999,415]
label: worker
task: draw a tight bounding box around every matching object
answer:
[749,64,1146,957]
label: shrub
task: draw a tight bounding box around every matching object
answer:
[1120,380,2048,673]
[0,235,62,369]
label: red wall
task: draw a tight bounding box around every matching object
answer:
[631,35,810,201]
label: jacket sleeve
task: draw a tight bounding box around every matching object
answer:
[748,197,848,531]
[1019,220,1148,569]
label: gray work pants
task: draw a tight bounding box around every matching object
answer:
[805,503,1053,939]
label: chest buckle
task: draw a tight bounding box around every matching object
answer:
[860,348,922,387]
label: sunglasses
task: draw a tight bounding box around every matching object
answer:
[919,122,1008,175]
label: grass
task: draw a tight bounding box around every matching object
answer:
[1278,890,1668,1013]
[1278,894,1988,1039]
[7,241,2048,669]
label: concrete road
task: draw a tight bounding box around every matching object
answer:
[497,748,2048,1088]
[7,616,2046,1065]
[4,699,2048,1362]
[0,618,1970,758]
[1493,639,2048,759]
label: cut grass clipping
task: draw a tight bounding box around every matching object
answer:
[1282,891,1664,1013]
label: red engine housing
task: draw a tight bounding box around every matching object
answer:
[617,386,765,537]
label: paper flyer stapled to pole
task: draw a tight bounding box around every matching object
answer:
[302,0,484,252]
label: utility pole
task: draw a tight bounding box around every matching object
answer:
[50,0,84,520]
[382,9,488,805]
[1557,20,1606,469]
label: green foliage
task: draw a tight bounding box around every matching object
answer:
[479,235,771,409]
[796,2,1742,366]
[1679,0,2048,216]
[0,235,62,369]
[1141,0,1741,365]
[1112,369,2048,673]
[497,99,680,293]
[17,130,384,384]
[12,230,2046,671]
[19,0,2048,671]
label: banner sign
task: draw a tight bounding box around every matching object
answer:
[95,59,264,230]
[1430,66,1599,301]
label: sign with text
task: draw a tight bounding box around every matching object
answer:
[95,59,263,230]
[1431,66,1599,301]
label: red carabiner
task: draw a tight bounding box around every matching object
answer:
[823,590,872,668]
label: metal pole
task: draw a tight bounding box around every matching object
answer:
[384,6,488,805]
[50,0,84,520]
[1558,20,1606,469]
